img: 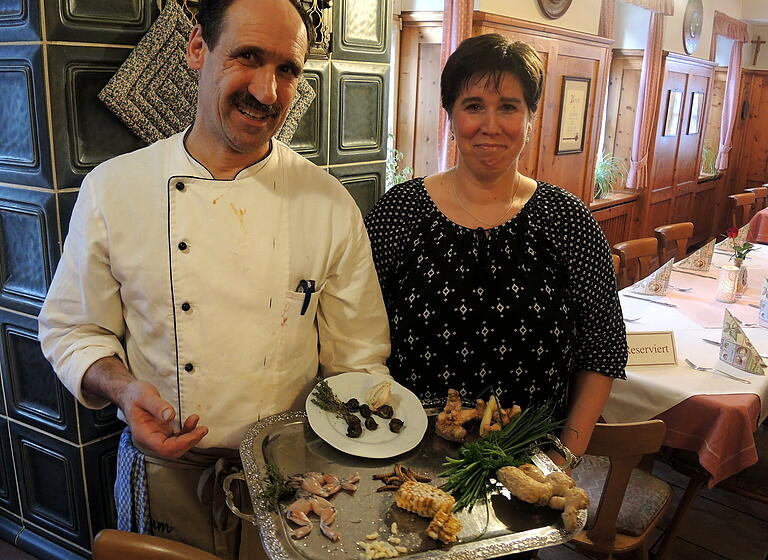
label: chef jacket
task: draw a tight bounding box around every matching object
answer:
[39,131,391,449]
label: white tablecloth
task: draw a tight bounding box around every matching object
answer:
[604,246,768,424]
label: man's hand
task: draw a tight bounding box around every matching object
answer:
[82,356,208,459]
[117,379,209,459]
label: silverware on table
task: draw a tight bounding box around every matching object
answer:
[621,293,678,307]
[701,338,768,359]
[669,285,692,292]
[683,358,752,384]
[671,269,718,279]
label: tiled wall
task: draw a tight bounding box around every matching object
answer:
[0,1,389,557]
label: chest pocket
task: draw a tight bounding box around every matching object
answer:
[277,285,324,368]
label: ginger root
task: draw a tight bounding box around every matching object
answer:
[435,389,485,442]
[436,389,522,442]
[497,466,589,532]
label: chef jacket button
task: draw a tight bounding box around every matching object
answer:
[178,241,188,251]
[181,302,191,311]
[175,181,185,191]
[184,363,194,372]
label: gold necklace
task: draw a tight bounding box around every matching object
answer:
[451,171,522,228]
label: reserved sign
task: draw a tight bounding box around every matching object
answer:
[626,331,677,366]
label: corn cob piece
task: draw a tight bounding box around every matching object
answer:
[394,481,455,518]
[426,509,462,544]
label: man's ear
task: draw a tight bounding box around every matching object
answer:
[187,24,206,70]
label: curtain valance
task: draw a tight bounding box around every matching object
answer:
[712,10,749,42]
[620,0,673,16]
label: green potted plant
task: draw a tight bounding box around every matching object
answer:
[593,152,626,200]
[386,133,413,189]
[700,146,717,176]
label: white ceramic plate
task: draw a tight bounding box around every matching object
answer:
[305,372,428,459]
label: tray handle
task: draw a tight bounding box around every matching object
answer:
[223,472,258,526]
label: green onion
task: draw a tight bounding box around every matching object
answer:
[440,403,564,512]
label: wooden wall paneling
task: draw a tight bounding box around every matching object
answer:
[735,71,768,190]
[397,15,442,178]
[604,50,643,173]
[642,53,715,237]
[592,200,636,247]
[414,40,441,177]
[690,175,719,245]
[538,49,604,201]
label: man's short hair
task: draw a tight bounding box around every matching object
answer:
[197,0,313,56]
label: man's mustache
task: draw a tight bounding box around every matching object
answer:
[230,91,280,118]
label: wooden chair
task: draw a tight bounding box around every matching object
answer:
[746,186,768,212]
[612,238,659,290]
[612,254,620,279]
[570,420,671,560]
[655,423,768,560]
[654,222,694,263]
[93,529,219,560]
[728,192,756,229]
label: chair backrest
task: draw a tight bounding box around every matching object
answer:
[93,529,220,560]
[654,222,694,263]
[746,187,768,212]
[728,192,756,229]
[612,237,659,289]
[584,420,667,547]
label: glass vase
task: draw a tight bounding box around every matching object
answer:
[734,257,748,294]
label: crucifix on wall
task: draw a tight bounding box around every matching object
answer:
[751,35,766,66]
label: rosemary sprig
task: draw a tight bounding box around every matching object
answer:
[440,403,564,512]
[310,377,352,421]
[256,463,293,512]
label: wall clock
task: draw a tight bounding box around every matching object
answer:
[682,0,703,55]
[538,0,573,19]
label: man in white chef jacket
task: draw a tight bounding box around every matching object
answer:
[38,0,390,557]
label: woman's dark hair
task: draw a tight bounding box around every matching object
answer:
[441,33,544,115]
[197,0,313,55]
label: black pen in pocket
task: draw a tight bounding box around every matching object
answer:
[296,279,316,315]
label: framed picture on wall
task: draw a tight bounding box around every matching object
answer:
[664,90,684,136]
[688,92,704,134]
[556,76,590,154]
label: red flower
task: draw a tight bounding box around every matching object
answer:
[727,227,739,238]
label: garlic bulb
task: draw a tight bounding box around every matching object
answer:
[365,380,392,411]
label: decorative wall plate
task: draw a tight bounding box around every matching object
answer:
[683,0,703,55]
[538,0,573,19]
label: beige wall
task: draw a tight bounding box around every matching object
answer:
[745,24,768,69]
[662,0,742,59]
[477,0,601,34]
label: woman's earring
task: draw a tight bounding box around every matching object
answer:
[525,133,531,143]
[450,133,455,141]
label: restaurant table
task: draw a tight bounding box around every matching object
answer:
[747,207,768,244]
[603,246,768,487]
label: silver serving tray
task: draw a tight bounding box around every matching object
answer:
[229,410,585,560]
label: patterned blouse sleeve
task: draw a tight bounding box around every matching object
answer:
[558,191,628,379]
[364,180,418,307]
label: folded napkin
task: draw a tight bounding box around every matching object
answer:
[675,239,714,270]
[631,258,673,296]
[717,309,766,375]
[715,224,750,252]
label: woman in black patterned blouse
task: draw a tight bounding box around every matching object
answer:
[365,34,627,466]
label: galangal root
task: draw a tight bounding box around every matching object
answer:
[435,389,521,443]
[496,464,589,532]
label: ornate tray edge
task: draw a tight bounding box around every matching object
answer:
[238,411,586,560]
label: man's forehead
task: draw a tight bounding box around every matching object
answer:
[220,0,307,61]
